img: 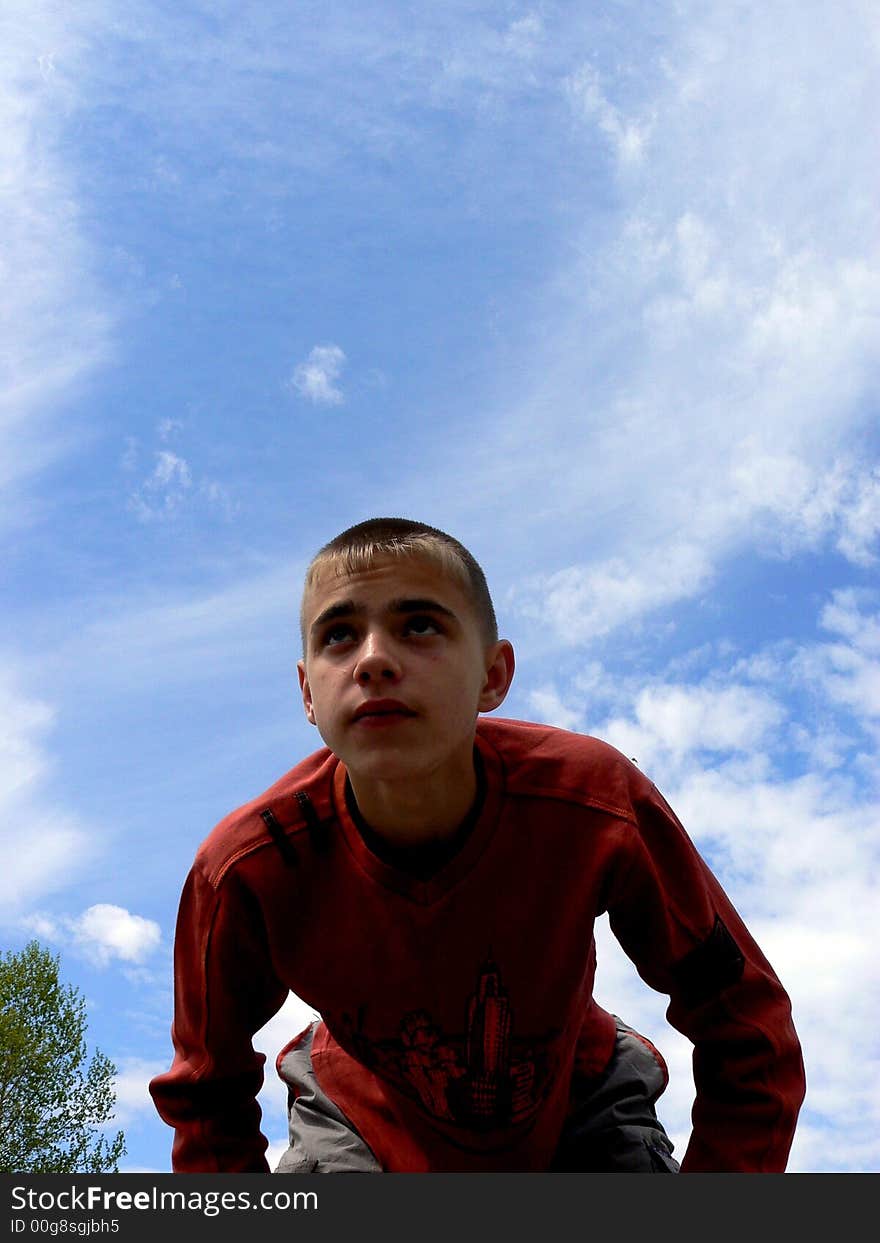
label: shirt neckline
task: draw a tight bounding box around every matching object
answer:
[331,731,504,904]
[344,748,488,881]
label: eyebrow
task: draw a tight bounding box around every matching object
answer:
[310,596,460,634]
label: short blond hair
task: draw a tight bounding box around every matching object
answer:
[301,517,498,650]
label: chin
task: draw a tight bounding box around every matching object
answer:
[341,744,437,783]
[348,757,425,783]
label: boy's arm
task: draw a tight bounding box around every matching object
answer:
[149,860,290,1172]
[605,778,806,1173]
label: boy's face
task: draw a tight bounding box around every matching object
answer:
[297,555,514,785]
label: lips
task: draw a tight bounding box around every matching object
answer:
[352,699,416,722]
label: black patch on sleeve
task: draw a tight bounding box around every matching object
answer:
[671,916,745,1007]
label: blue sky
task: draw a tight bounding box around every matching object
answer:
[2,0,878,1173]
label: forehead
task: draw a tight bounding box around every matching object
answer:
[301,555,474,625]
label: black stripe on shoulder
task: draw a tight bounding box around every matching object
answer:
[260,807,300,867]
[295,791,332,854]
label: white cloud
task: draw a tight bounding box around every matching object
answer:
[112,1057,169,1126]
[435,1,880,646]
[128,451,192,522]
[526,687,582,732]
[504,15,544,61]
[725,448,880,565]
[23,904,162,966]
[835,469,880,566]
[0,670,93,911]
[290,344,346,406]
[264,1137,291,1174]
[152,451,190,489]
[254,991,322,1164]
[0,673,55,799]
[669,766,880,1175]
[156,418,183,442]
[599,682,785,777]
[573,586,880,790]
[566,64,654,166]
[820,589,880,653]
[512,541,712,644]
[540,585,880,1171]
[34,558,306,703]
[197,478,239,520]
[70,904,162,966]
[125,444,234,524]
[590,767,879,1174]
[793,589,880,724]
[0,1,113,522]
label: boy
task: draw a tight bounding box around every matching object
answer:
[150,518,805,1172]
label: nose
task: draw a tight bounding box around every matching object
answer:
[353,631,401,685]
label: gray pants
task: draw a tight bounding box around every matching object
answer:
[275,1017,679,1174]
[550,1018,680,1172]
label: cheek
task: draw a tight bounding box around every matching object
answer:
[307,702,337,746]
[440,674,484,722]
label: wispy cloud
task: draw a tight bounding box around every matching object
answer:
[128,451,193,522]
[407,1,880,641]
[290,344,347,406]
[527,586,880,778]
[157,418,183,442]
[0,1,113,524]
[503,14,544,61]
[125,423,237,523]
[0,670,93,912]
[834,470,880,567]
[511,542,713,645]
[34,559,306,697]
[796,588,880,723]
[566,64,654,166]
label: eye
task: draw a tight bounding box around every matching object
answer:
[404,614,441,637]
[322,623,356,647]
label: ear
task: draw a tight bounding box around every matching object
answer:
[477,640,515,714]
[297,659,317,726]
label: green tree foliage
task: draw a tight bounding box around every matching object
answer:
[0,940,125,1172]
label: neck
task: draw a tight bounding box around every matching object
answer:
[347,750,478,846]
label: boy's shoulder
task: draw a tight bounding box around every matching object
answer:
[476,715,652,822]
[194,744,337,884]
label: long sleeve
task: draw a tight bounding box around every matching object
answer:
[605,779,806,1172]
[149,860,290,1172]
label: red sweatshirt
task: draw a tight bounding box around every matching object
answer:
[149,717,805,1172]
